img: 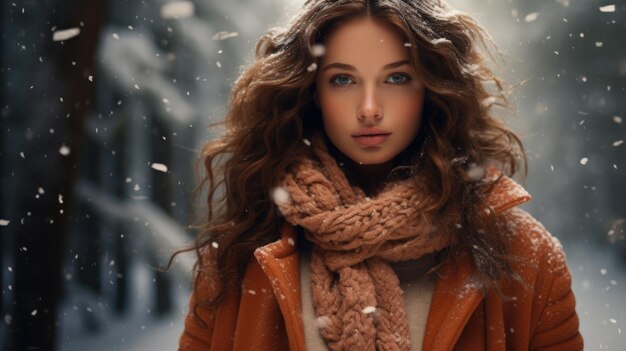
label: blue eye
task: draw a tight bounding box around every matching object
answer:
[330,75,354,86]
[386,73,411,84]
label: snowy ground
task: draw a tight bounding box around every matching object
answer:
[58,241,626,350]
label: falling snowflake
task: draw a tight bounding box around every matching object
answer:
[524,12,539,22]
[466,164,485,181]
[212,31,239,40]
[599,4,615,13]
[52,28,80,42]
[316,315,330,328]
[311,44,325,57]
[362,306,377,314]
[271,187,291,206]
[151,163,168,173]
[160,1,195,19]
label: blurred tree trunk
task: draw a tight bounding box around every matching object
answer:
[3,1,106,350]
[151,119,174,316]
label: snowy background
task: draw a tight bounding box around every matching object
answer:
[0,0,624,350]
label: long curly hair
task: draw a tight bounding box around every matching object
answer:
[180,0,528,312]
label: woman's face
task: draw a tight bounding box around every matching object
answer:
[315,17,425,166]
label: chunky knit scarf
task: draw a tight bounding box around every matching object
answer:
[275,132,458,351]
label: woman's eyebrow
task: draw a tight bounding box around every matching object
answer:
[321,59,411,72]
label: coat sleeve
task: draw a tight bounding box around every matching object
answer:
[529,229,584,350]
[178,250,220,351]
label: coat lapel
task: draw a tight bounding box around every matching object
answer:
[422,170,532,350]
[254,223,305,351]
[422,252,484,351]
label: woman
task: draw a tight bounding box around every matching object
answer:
[178,0,583,350]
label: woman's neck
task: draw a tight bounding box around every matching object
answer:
[326,141,395,197]
[343,158,393,197]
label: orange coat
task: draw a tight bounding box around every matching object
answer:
[178,176,584,350]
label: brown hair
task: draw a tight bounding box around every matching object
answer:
[176,0,528,315]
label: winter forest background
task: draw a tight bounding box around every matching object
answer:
[0,0,624,350]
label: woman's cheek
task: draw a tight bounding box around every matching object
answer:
[396,85,425,114]
[390,97,424,124]
[325,95,351,119]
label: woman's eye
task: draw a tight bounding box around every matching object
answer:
[386,73,411,84]
[330,75,354,86]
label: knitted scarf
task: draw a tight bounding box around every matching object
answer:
[275,132,458,351]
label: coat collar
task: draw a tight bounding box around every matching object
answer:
[254,169,531,351]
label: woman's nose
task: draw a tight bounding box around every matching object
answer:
[358,85,383,122]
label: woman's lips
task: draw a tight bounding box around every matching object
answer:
[352,134,390,146]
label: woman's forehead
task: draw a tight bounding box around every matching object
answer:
[319,18,411,68]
